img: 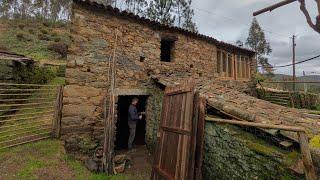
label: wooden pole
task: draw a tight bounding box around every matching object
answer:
[292,35,296,91]
[53,85,63,138]
[253,0,297,16]
[297,132,317,180]
[205,117,306,132]
[103,29,119,174]
[195,96,206,180]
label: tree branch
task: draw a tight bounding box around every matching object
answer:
[298,0,320,33]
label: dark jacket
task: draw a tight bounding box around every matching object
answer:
[128,104,139,122]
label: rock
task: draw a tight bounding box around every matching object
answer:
[62,104,96,118]
[289,159,304,175]
[64,85,102,98]
[114,161,126,173]
[85,158,99,172]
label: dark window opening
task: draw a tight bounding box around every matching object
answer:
[160,39,174,62]
[115,95,148,150]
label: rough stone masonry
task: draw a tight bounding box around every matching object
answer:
[62,0,256,155]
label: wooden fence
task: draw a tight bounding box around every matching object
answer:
[0,83,63,149]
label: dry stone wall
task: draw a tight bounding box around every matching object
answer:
[62,3,256,155]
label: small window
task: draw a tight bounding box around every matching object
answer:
[160,39,174,62]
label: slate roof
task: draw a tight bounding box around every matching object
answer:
[0,51,34,64]
[151,75,320,142]
[73,0,255,55]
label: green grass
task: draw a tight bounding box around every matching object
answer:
[0,19,70,62]
[0,139,127,180]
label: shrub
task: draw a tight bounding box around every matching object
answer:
[51,31,59,37]
[18,24,25,30]
[43,21,51,27]
[13,65,56,85]
[16,32,32,41]
[40,28,49,34]
[0,44,8,51]
[38,33,50,41]
[54,37,61,42]
[28,28,35,34]
[48,42,68,58]
[16,32,26,41]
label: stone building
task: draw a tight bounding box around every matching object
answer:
[63,0,320,178]
[63,0,256,153]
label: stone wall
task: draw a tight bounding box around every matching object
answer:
[203,122,303,180]
[62,3,256,155]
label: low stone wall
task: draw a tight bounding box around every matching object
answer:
[202,122,302,180]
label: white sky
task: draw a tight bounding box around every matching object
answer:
[191,0,320,76]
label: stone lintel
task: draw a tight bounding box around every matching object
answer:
[114,88,152,96]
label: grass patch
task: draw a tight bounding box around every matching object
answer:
[0,139,127,180]
[0,19,70,62]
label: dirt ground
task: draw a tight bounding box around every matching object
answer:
[118,145,153,180]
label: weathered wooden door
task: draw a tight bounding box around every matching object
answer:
[152,82,199,180]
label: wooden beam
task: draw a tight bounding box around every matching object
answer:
[298,132,317,180]
[263,81,320,84]
[205,117,306,132]
[253,0,297,16]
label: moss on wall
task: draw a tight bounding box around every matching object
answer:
[145,86,164,153]
[202,122,302,180]
[310,135,320,148]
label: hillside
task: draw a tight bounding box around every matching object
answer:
[0,19,70,65]
[272,74,320,83]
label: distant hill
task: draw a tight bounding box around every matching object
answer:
[272,74,320,83]
[266,74,320,93]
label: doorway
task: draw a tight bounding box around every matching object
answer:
[115,95,148,150]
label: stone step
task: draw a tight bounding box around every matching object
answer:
[265,98,290,104]
[270,101,289,106]
[264,96,290,100]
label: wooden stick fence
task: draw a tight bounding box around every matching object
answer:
[205,117,317,180]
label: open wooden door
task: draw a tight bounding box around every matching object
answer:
[152,81,199,180]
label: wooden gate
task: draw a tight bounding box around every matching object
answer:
[152,82,199,180]
[0,83,63,149]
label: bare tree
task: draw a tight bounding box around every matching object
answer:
[298,0,320,33]
[254,0,320,34]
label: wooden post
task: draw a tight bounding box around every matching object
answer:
[298,132,317,180]
[194,96,206,180]
[53,85,63,138]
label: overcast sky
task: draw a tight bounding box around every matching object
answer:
[191,0,320,76]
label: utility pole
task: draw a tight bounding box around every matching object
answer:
[292,35,296,91]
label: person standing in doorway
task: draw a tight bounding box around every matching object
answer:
[128,97,142,150]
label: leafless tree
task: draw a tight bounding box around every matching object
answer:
[298,0,320,33]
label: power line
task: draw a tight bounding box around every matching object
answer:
[271,54,320,69]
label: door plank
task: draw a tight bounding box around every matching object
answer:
[152,81,199,180]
